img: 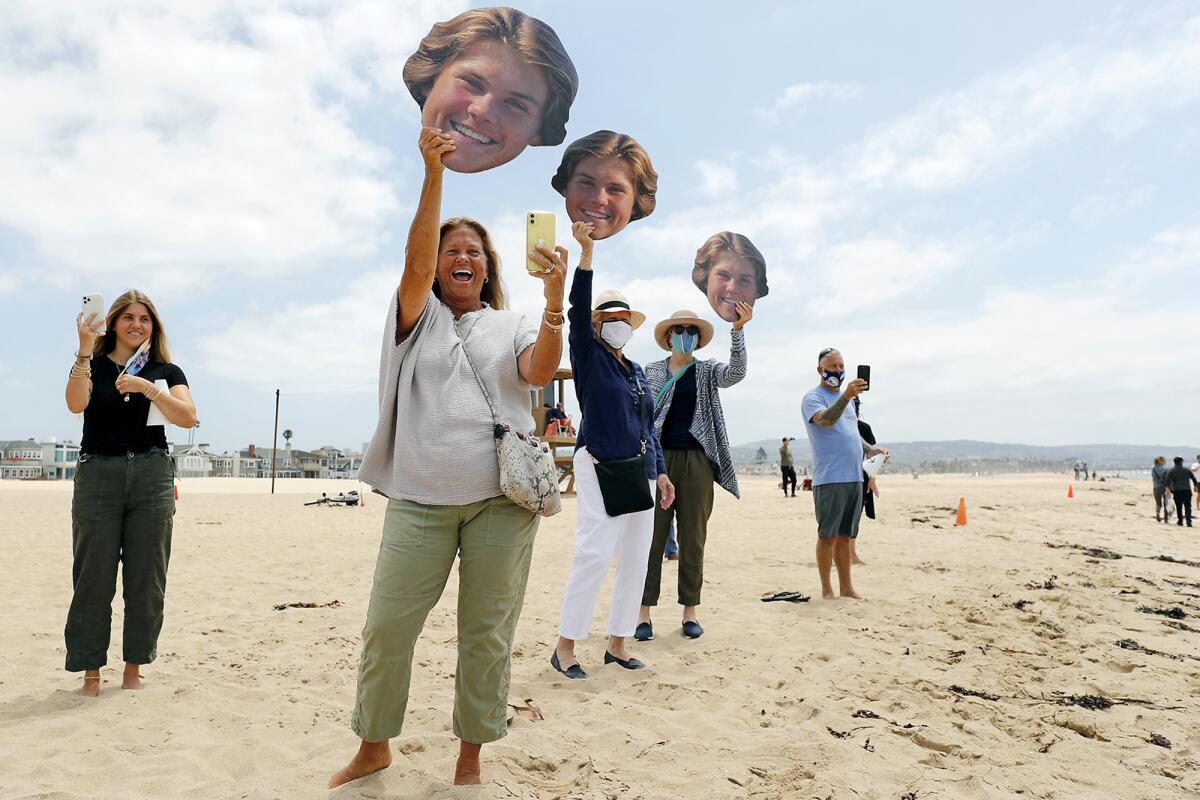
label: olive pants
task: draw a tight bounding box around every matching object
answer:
[65,449,175,672]
[643,449,714,607]
[350,496,538,745]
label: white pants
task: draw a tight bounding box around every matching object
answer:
[557,447,655,640]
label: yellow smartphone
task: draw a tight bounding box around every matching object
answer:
[526,211,555,272]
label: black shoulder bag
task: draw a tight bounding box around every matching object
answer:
[590,373,655,517]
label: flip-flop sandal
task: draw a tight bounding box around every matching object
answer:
[760,591,811,603]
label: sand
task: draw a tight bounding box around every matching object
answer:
[1,473,1198,800]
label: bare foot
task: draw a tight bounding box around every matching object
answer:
[454,756,481,785]
[122,664,143,690]
[81,671,101,697]
[851,557,866,566]
[329,741,393,788]
[455,741,482,785]
[839,589,864,600]
[821,588,836,600]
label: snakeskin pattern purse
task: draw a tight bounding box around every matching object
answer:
[457,331,563,518]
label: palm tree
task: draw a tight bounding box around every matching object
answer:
[282,429,294,467]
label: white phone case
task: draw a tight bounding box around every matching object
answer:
[81,294,106,334]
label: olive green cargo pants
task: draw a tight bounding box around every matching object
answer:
[65,448,175,672]
[643,448,714,607]
[351,496,538,744]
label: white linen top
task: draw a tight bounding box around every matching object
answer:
[358,292,539,504]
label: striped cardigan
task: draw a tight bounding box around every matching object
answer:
[645,328,747,498]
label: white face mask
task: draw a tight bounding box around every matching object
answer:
[599,320,633,350]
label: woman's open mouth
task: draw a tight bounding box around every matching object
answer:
[451,268,475,283]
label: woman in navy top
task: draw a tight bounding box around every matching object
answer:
[550,221,674,679]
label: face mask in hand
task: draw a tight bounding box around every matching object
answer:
[670,331,697,354]
[821,369,845,389]
[600,320,633,350]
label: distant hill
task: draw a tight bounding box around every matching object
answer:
[732,439,1199,473]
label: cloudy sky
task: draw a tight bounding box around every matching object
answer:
[3,1,1198,454]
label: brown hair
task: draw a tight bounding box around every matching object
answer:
[692,232,769,299]
[434,217,506,310]
[403,7,578,147]
[550,130,658,221]
[93,289,172,363]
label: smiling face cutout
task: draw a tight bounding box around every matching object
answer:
[421,40,549,174]
[552,130,658,240]
[691,232,769,323]
[403,7,578,174]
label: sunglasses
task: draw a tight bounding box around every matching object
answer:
[670,325,700,336]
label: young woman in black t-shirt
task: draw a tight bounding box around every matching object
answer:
[66,289,196,696]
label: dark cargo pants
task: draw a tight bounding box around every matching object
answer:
[643,448,714,607]
[65,448,175,672]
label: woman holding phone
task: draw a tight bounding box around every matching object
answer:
[550,220,675,679]
[65,290,196,696]
[330,127,567,788]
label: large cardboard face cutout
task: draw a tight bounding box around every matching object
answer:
[403,7,578,174]
[691,232,769,323]
[551,130,657,241]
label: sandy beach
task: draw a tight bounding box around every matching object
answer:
[2,473,1197,800]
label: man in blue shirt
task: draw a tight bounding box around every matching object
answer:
[802,348,888,599]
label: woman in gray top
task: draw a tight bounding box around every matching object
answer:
[330,128,568,789]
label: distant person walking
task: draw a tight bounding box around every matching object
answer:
[780,437,798,497]
[65,290,197,696]
[1192,455,1200,503]
[1151,456,1171,523]
[802,348,888,600]
[1081,462,1089,481]
[1165,456,1197,527]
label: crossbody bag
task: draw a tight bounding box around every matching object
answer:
[589,372,655,517]
[457,326,562,518]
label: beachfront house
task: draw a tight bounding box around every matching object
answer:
[171,443,215,479]
[210,445,265,478]
[0,438,81,480]
[314,447,362,479]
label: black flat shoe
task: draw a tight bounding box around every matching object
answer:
[604,651,645,670]
[550,651,588,680]
[682,620,704,639]
[633,621,654,641]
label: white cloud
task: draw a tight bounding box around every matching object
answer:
[694,159,739,197]
[851,17,1200,191]
[0,0,464,286]
[1070,184,1154,223]
[754,81,862,122]
[806,238,966,316]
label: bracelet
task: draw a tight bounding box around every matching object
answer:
[542,318,564,333]
[69,365,92,379]
[543,308,564,321]
[74,350,92,360]
[148,386,164,402]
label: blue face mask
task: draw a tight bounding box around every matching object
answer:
[822,369,845,389]
[670,331,697,354]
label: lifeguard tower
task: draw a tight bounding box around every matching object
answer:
[531,367,577,494]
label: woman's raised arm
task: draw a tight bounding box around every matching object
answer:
[397,128,456,340]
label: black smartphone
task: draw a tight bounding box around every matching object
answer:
[857,364,871,389]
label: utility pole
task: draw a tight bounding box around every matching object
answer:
[271,389,280,495]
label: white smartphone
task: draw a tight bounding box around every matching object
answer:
[81,294,106,334]
[526,211,555,272]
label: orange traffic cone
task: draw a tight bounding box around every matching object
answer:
[955,497,968,526]
[1067,484,1074,498]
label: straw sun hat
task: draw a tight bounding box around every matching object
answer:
[653,309,714,352]
[591,289,646,329]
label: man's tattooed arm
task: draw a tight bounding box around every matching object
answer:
[812,394,851,428]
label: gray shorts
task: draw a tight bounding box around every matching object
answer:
[812,481,863,539]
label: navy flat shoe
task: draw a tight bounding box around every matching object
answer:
[604,651,645,670]
[633,621,654,641]
[550,651,588,680]
[682,620,704,639]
